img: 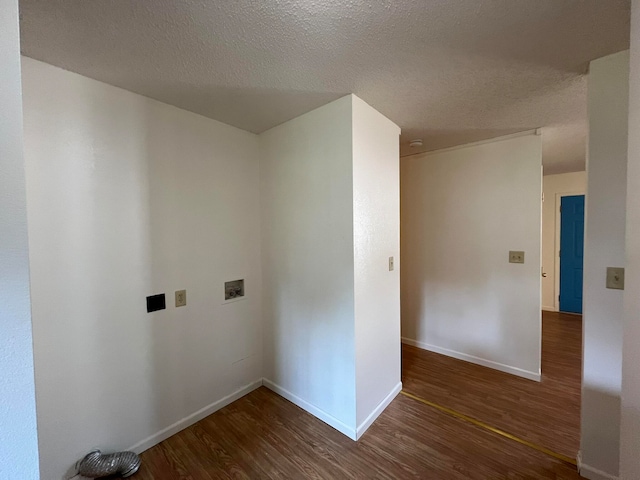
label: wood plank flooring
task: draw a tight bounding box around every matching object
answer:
[127,313,581,480]
[125,311,582,479]
[402,311,582,460]
[133,387,580,479]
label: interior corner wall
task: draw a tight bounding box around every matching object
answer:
[22,57,263,480]
[621,4,640,477]
[259,95,358,437]
[401,134,543,381]
[541,172,587,312]
[581,50,629,480]
[352,96,402,431]
[0,4,41,479]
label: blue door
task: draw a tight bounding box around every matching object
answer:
[559,195,585,314]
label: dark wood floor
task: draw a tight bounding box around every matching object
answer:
[134,387,580,479]
[129,312,582,479]
[403,310,582,459]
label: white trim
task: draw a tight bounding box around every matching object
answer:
[577,450,582,471]
[539,165,544,368]
[401,337,541,382]
[127,379,263,454]
[554,191,586,311]
[579,463,618,480]
[542,305,558,312]
[400,129,539,158]
[356,382,402,439]
[262,378,357,440]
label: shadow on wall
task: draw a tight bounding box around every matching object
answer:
[120,83,346,135]
[580,386,621,476]
[411,269,530,366]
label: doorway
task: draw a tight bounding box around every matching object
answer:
[559,195,585,314]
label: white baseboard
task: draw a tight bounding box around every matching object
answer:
[356,382,402,439]
[542,305,558,312]
[127,379,263,454]
[577,450,582,472]
[579,463,618,480]
[124,375,400,458]
[262,378,357,440]
[401,337,541,382]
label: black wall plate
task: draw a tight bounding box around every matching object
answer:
[146,293,166,312]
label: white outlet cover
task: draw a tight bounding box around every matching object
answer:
[509,251,525,264]
[606,267,625,290]
[175,289,187,307]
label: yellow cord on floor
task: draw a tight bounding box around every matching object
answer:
[400,390,577,467]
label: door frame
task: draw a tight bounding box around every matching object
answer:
[554,190,586,312]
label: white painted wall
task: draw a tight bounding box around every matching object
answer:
[260,95,401,439]
[260,96,358,436]
[581,50,629,480]
[541,172,587,311]
[401,134,543,381]
[22,58,263,480]
[620,4,640,477]
[352,96,402,431]
[0,4,41,480]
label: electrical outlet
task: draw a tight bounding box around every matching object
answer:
[509,251,525,264]
[606,267,625,290]
[175,289,187,307]
[389,256,394,271]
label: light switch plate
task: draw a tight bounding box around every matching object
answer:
[509,251,525,264]
[175,289,187,307]
[606,267,625,290]
[389,256,394,271]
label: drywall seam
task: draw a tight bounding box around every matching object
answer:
[401,338,541,382]
[127,379,264,454]
[355,382,402,439]
[262,379,357,440]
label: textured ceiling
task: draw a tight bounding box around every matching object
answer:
[19,0,630,174]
